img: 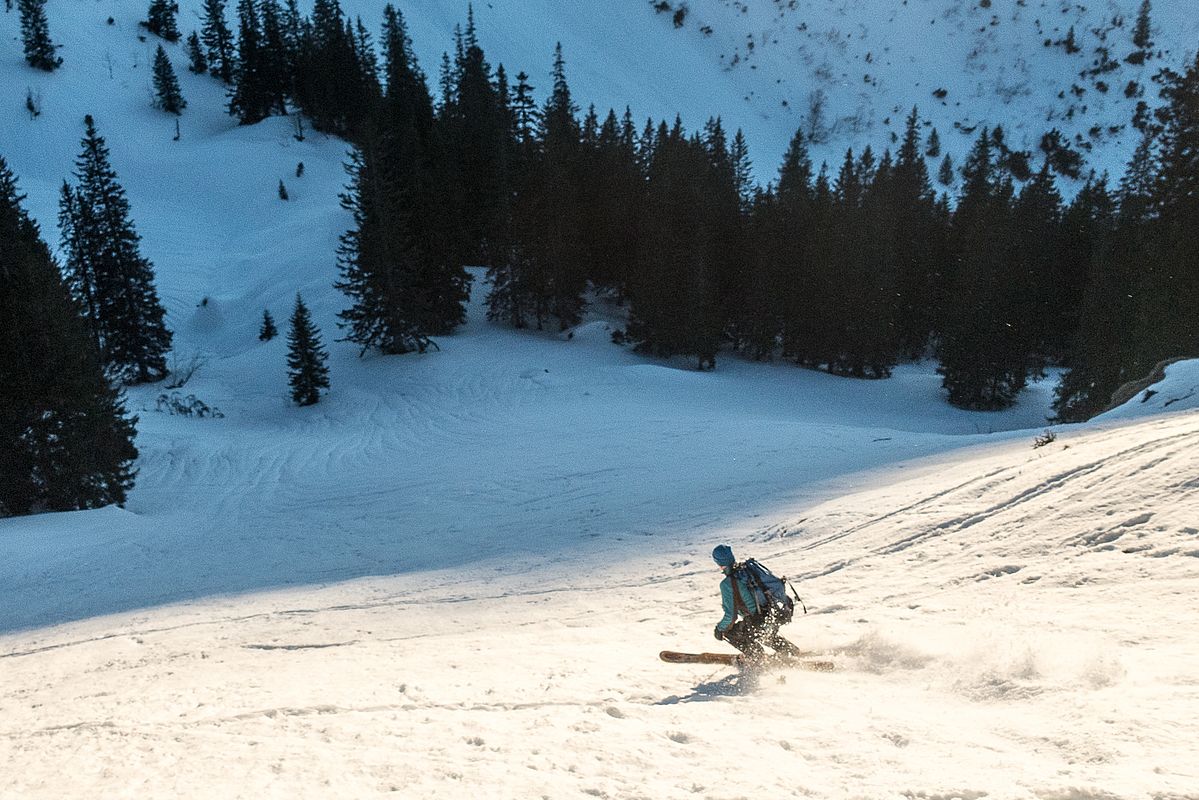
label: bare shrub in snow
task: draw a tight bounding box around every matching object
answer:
[155,392,224,418]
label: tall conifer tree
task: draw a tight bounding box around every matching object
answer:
[1132,0,1152,52]
[200,0,236,83]
[1010,161,1065,365]
[1,157,138,517]
[228,0,272,124]
[335,5,469,355]
[152,45,187,114]
[259,308,278,341]
[145,0,181,42]
[529,43,586,328]
[250,0,291,115]
[186,31,209,74]
[773,129,817,364]
[60,116,173,384]
[18,0,61,71]
[937,129,1030,409]
[889,108,939,359]
[625,119,726,369]
[444,8,509,267]
[1051,176,1119,421]
[1137,53,1199,368]
[286,293,329,406]
[486,69,540,327]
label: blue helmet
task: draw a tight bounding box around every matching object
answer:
[711,544,735,567]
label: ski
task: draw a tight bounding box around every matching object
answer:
[659,651,834,671]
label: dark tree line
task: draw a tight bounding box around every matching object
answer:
[1055,53,1199,420]
[320,7,1197,412]
[174,1,1199,413]
[1,157,138,518]
[3,117,188,518]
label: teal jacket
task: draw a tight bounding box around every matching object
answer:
[716,571,761,632]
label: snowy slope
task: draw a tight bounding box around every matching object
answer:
[349,0,1199,181]
[639,0,1199,180]
[0,0,1072,634]
[3,4,1199,798]
[2,407,1196,798]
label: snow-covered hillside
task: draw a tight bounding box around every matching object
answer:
[638,0,1199,179]
[0,0,1087,634]
[3,2,1199,798]
[9,1,1199,198]
[343,0,1199,181]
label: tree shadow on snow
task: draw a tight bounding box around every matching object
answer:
[657,671,760,704]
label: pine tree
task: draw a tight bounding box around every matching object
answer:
[340,16,382,134]
[186,31,209,74]
[57,181,98,351]
[1054,175,1113,363]
[259,308,278,340]
[805,145,898,378]
[286,293,329,406]
[730,129,754,211]
[1009,160,1065,365]
[487,68,540,327]
[772,129,817,365]
[702,116,750,365]
[334,5,469,355]
[1,156,138,517]
[570,105,641,294]
[937,153,954,186]
[228,0,272,124]
[889,107,939,359]
[926,127,941,158]
[625,118,727,369]
[152,45,187,114]
[936,128,1030,409]
[510,70,540,145]
[1052,178,1124,422]
[258,0,291,113]
[443,7,509,267]
[280,0,306,84]
[1132,0,1152,52]
[18,0,61,71]
[200,0,236,83]
[145,0,180,42]
[1137,53,1199,371]
[527,43,586,329]
[735,187,784,360]
[60,116,173,384]
[296,0,368,137]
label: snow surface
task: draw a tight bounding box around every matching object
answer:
[3,2,1199,798]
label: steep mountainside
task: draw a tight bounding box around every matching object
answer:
[630,0,1199,181]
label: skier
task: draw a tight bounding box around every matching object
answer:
[711,544,802,665]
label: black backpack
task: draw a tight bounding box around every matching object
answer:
[736,558,805,625]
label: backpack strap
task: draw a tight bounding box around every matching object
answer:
[730,565,760,619]
[783,577,808,615]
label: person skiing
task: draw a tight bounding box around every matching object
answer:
[711,544,802,665]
